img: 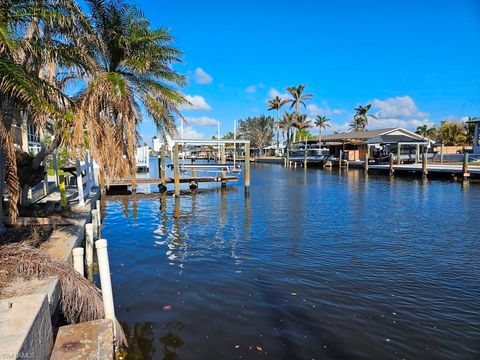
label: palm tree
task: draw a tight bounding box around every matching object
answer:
[73,0,188,185]
[267,95,288,156]
[416,125,429,137]
[314,115,330,147]
[0,0,89,230]
[294,114,312,163]
[286,85,313,142]
[278,111,296,162]
[353,104,376,131]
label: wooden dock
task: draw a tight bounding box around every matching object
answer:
[110,176,239,187]
[367,163,480,176]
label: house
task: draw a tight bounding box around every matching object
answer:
[11,112,45,154]
[297,128,433,161]
[466,117,480,154]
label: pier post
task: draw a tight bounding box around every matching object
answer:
[95,239,116,338]
[397,143,401,165]
[72,247,84,277]
[96,200,101,223]
[389,153,395,176]
[422,152,428,180]
[221,145,226,164]
[59,175,67,210]
[364,154,369,174]
[463,153,469,180]
[173,143,180,196]
[159,145,167,192]
[440,143,445,163]
[415,144,419,163]
[85,223,94,266]
[244,142,251,193]
[339,150,342,169]
[92,209,100,240]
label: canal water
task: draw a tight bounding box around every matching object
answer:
[101,160,480,359]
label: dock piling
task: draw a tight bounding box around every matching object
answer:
[463,153,470,180]
[159,145,167,192]
[173,143,180,196]
[422,152,428,179]
[244,142,251,192]
[397,144,401,165]
[85,223,94,266]
[95,239,116,338]
[389,153,395,176]
[72,247,84,277]
[92,209,100,240]
[440,143,445,163]
[364,154,369,174]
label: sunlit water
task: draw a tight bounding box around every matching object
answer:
[100,159,480,359]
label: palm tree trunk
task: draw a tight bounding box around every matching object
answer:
[0,147,6,235]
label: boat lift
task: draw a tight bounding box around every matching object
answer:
[159,139,251,195]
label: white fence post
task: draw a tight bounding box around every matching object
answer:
[76,159,85,206]
[85,223,94,266]
[72,247,84,276]
[95,239,116,337]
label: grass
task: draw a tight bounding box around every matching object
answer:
[47,169,67,176]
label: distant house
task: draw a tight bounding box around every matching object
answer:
[466,118,480,154]
[11,112,45,154]
[295,128,433,161]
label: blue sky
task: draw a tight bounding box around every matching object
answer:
[133,0,480,142]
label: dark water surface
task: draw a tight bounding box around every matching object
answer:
[102,161,480,359]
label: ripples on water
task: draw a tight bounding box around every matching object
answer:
[101,162,480,359]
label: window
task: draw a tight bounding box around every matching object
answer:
[27,124,40,143]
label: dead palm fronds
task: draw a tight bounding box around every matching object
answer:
[0,243,127,348]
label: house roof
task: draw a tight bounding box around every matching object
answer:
[321,128,431,143]
[466,117,480,124]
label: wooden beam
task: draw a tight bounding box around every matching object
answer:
[244,143,251,192]
[173,143,180,196]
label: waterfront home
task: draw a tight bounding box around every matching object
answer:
[317,127,433,161]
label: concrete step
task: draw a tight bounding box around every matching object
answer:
[50,319,113,360]
[0,294,53,360]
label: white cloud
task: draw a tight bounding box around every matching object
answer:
[184,116,219,127]
[180,95,211,111]
[268,88,289,101]
[182,126,205,139]
[194,67,213,84]
[372,96,428,119]
[368,95,432,131]
[367,117,435,130]
[307,102,345,117]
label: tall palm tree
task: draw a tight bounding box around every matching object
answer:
[279,111,296,162]
[0,0,89,230]
[286,85,313,142]
[314,115,330,147]
[353,104,376,131]
[73,0,188,185]
[267,95,288,155]
[416,125,429,137]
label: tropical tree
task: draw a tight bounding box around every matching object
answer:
[286,85,313,142]
[0,0,90,231]
[73,0,188,185]
[314,115,330,147]
[267,95,288,155]
[294,114,312,162]
[237,115,274,149]
[352,104,376,131]
[278,111,295,162]
[437,121,467,146]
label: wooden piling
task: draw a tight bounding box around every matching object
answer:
[173,143,180,196]
[463,153,470,180]
[339,150,343,169]
[364,153,369,174]
[397,143,401,165]
[440,143,445,163]
[221,145,226,164]
[244,142,250,192]
[389,153,395,176]
[422,152,428,179]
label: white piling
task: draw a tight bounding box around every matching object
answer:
[96,200,101,223]
[72,247,84,277]
[92,209,100,240]
[95,239,116,337]
[85,223,94,266]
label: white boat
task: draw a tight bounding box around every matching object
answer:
[288,148,331,165]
